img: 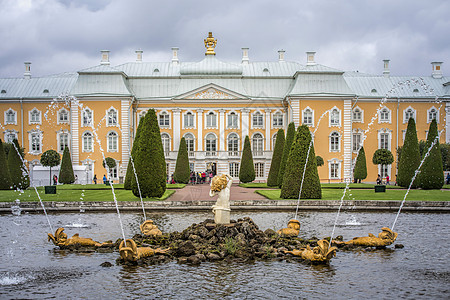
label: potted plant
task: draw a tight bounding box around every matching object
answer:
[372,149,394,192]
[40,150,61,194]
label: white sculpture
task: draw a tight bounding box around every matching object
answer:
[209,174,232,224]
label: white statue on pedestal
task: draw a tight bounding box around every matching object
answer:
[209,174,232,224]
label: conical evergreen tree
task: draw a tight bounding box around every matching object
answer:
[353,147,367,182]
[59,146,75,184]
[7,139,29,189]
[239,135,255,183]
[397,118,421,188]
[173,137,190,184]
[278,122,296,188]
[124,115,145,190]
[130,109,167,197]
[417,119,444,189]
[267,129,285,187]
[280,125,321,199]
[0,139,11,189]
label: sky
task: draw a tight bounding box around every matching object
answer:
[0,0,449,78]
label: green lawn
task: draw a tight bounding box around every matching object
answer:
[50,183,186,190]
[256,188,450,201]
[0,188,175,202]
[239,182,406,189]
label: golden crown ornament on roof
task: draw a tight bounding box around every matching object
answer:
[204,32,217,55]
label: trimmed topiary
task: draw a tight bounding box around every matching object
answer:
[7,139,29,189]
[353,147,367,182]
[239,135,255,183]
[130,109,166,198]
[103,157,117,169]
[0,139,11,189]
[372,149,394,166]
[397,118,421,188]
[125,115,145,190]
[280,125,321,199]
[267,129,285,187]
[316,156,324,167]
[278,122,296,188]
[59,146,75,184]
[173,137,190,184]
[417,119,444,189]
[40,149,61,186]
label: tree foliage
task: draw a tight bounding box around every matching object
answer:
[40,149,61,186]
[173,137,190,184]
[316,156,324,167]
[130,109,167,198]
[280,125,321,199]
[7,139,29,189]
[353,147,367,181]
[239,135,255,183]
[59,146,75,184]
[125,115,145,190]
[267,129,285,187]
[372,149,394,166]
[278,122,296,188]
[103,157,117,169]
[0,139,11,189]
[417,119,444,189]
[397,118,421,188]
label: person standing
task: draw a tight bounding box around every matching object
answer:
[103,174,107,184]
[386,175,390,185]
[93,174,97,184]
[446,172,450,185]
[376,174,382,185]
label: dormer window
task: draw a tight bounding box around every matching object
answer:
[371,89,377,93]
[153,68,160,73]
[413,88,419,93]
[43,89,49,94]
[1,90,6,94]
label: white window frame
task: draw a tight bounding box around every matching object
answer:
[352,106,364,123]
[329,107,341,127]
[328,158,341,180]
[229,162,240,177]
[183,111,195,129]
[4,129,18,143]
[57,130,70,154]
[272,111,283,128]
[378,128,392,151]
[159,111,170,128]
[227,111,239,129]
[272,133,278,150]
[252,111,264,128]
[184,133,195,157]
[82,131,94,152]
[106,107,118,127]
[378,106,391,124]
[107,131,119,152]
[161,133,171,156]
[254,162,265,178]
[29,108,41,125]
[138,110,147,124]
[82,107,93,127]
[4,108,17,125]
[427,106,439,123]
[302,107,314,126]
[352,129,363,152]
[57,108,69,124]
[227,133,240,157]
[108,160,119,180]
[206,111,217,128]
[205,132,217,156]
[403,106,416,124]
[252,132,264,157]
[329,131,341,152]
[28,129,43,155]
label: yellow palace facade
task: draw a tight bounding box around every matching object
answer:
[0,33,449,185]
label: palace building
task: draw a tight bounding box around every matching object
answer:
[1,33,449,185]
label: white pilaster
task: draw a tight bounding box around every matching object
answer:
[70,100,79,164]
[446,103,450,143]
[343,100,352,181]
[172,109,181,152]
[197,109,204,151]
[121,100,130,169]
[241,108,250,143]
[265,109,271,150]
[291,99,300,126]
[219,109,225,151]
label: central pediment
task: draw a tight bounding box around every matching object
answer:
[175,83,248,100]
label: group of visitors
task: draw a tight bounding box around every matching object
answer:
[376,174,390,185]
[189,171,213,184]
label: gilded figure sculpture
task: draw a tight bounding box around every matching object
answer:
[204,32,217,55]
[284,239,337,263]
[334,227,398,247]
[119,239,169,262]
[277,219,301,237]
[140,220,162,237]
[48,227,112,248]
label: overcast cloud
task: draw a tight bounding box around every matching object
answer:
[0,0,449,78]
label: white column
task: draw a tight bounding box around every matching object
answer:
[196,109,203,151]
[446,103,450,143]
[219,109,225,151]
[121,100,130,169]
[172,108,181,152]
[343,99,352,181]
[241,108,250,143]
[70,100,79,164]
[265,109,271,150]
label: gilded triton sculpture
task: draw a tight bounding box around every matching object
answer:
[334,227,398,247]
[284,239,337,263]
[277,219,301,237]
[119,239,169,262]
[140,220,162,237]
[48,227,112,248]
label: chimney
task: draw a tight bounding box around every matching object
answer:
[278,50,285,62]
[135,50,143,62]
[241,47,249,64]
[431,62,443,79]
[100,50,110,65]
[172,47,179,65]
[306,51,316,65]
[383,59,390,77]
[24,62,31,79]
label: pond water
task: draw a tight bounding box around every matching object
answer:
[0,211,449,299]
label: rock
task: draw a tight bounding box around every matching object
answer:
[176,240,196,256]
[264,228,277,237]
[195,253,206,261]
[206,252,221,261]
[205,223,216,230]
[100,261,112,267]
[187,255,201,265]
[189,234,200,241]
[178,257,188,263]
[394,244,404,249]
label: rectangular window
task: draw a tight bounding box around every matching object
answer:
[227,113,238,128]
[206,113,217,127]
[380,133,389,150]
[380,164,389,178]
[6,111,16,124]
[253,113,263,127]
[330,162,339,179]
[108,110,117,126]
[83,110,92,126]
[59,110,68,123]
[229,163,239,177]
[303,111,312,125]
[109,166,118,180]
[31,133,40,152]
[254,163,265,177]
[352,133,361,151]
[184,113,194,128]
[159,113,170,127]
[59,133,69,152]
[6,133,16,143]
[273,113,283,127]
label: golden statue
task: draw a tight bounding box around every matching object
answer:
[334,227,398,247]
[204,32,217,55]
[48,227,112,248]
[284,239,337,263]
[140,220,162,237]
[277,219,300,237]
[119,239,169,262]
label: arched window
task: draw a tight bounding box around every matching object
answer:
[5,109,16,124]
[252,111,263,127]
[107,108,118,126]
[380,107,390,122]
[107,131,118,152]
[428,107,438,123]
[30,108,41,124]
[205,133,217,156]
[330,132,340,152]
[227,112,238,128]
[161,133,170,156]
[184,133,195,156]
[59,109,68,124]
[159,111,170,127]
[404,108,415,123]
[82,132,93,152]
[303,108,313,126]
[228,133,239,157]
[82,108,93,127]
[206,111,217,128]
[273,111,283,127]
[353,108,362,122]
[330,108,340,126]
[252,133,264,156]
[184,112,194,128]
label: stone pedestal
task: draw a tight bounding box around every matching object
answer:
[213,207,230,224]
